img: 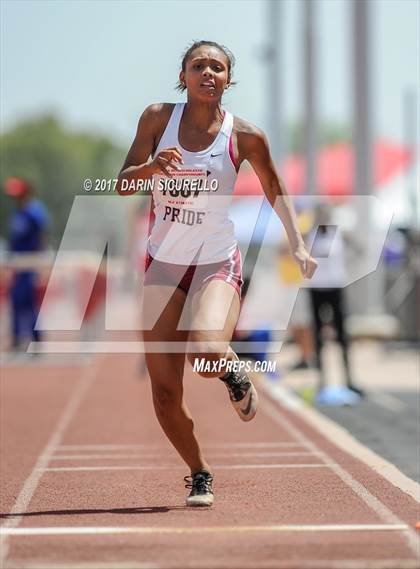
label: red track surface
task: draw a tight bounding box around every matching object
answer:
[1,353,419,569]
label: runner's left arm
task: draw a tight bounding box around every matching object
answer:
[238,125,318,279]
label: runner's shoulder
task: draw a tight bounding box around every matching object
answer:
[232,116,269,159]
[139,103,175,131]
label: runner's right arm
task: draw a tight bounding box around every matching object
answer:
[116,104,183,195]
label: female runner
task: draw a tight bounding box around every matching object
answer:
[117,40,318,507]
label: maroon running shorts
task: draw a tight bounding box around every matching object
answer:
[144,247,243,298]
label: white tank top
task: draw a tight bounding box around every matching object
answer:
[148,103,238,265]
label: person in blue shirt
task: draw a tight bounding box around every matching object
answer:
[4,178,50,350]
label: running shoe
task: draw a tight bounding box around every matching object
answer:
[220,369,258,422]
[184,470,214,507]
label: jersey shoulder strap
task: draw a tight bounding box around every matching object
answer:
[154,103,185,155]
[220,110,234,139]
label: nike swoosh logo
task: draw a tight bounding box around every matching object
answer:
[210,153,223,157]
[241,394,253,415]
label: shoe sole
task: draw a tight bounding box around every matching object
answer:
[186,495,214,507]
[233,382,258,422]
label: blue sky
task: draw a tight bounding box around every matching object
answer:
[1,0,418,150]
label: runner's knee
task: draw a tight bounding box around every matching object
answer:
[187,337,225,368]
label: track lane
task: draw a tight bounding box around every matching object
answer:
[1,353,419,568]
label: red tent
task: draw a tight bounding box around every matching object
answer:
[234,140,412,198]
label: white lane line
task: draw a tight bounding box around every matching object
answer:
[50,452,315,460]
[261,382,420,503]
[37,463,329,472]
[4,560,420,569]
[58,445,163,451]
[4,559,160,569]
[0,523,410,536]
[50,454,178,460]
[0,358,101,567]
[8,564,159,569]
[260,392,420,558]
[57,442,303,450]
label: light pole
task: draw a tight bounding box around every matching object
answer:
[266,0,283,165]
[352,0,384,316]
[303,0,317,196]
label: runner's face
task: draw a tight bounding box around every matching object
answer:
[180,46,230,102]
